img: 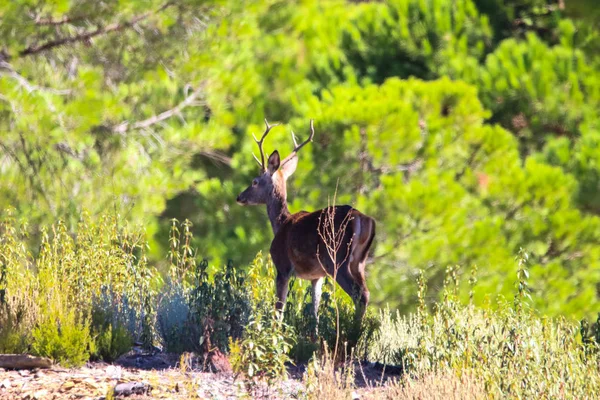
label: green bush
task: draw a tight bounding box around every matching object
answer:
[92,323,132,363]
[0,211,156,365]
[367,254,600,398]
[90,307,133,362]
[31,299,93,368]
[230,309,295,384]
[283,277,379,363]
[156,219,252,353]
[188,258,251,353]
[229,253,295,385]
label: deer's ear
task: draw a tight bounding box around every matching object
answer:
[279,155,298,180]
[267,150,280,175]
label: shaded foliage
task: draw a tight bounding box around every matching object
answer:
[0,0,599,320]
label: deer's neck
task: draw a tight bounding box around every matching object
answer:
[266,182,290,235]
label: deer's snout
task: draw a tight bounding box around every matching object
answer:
[236,193,248,205]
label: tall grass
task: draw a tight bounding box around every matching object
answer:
[2,210,600,400]
[0,210,156,365]
[309,254,600,399]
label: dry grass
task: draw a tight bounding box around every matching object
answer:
[373,370,486,400]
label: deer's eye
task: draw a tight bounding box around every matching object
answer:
[252,179,258,187]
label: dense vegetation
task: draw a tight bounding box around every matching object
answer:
[2,215,600,398]
[1,0,600,396]
[1,0,599,317]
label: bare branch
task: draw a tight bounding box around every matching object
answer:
[19,2,173,57]
[33,14,89,26]
[198,150,232,166]
[113,84,205,134]
[0,61,72,95]
[316,185,354,361]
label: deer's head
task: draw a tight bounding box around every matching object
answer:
[237,119,314,206]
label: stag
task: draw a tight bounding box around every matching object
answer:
[236,119,375,327]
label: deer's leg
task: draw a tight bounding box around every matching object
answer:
[335,265,369,324]
[347,215,374,323]
[352,266,370,323]
[275,270,291,317]
[310,278,323,339]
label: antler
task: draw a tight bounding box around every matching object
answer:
[281,119,315,168]
[252,119,279,171]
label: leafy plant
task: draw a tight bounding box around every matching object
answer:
[366,257,600,399]
[31,299,93,368]
[230,309,295,385]
[90,307,133,362]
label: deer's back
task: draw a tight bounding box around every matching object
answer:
[270,205,373,280]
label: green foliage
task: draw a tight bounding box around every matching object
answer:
[229,253,295,386]
[368,263,600,398]
[156,219,251,353]
[90,308,133,362]
[92,323,133,363]
[1,0,599,341]
[283,278,369,363]
[291,77,600,318]
[453,30,600,150]
[31,300,93,368]
[0,210,155,365]
[339,0,492,82]
[229,309,294,384]
[473,0,563,44]
[188,259,251,352]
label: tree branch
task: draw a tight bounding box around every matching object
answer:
[33,14,89,26]
[198,150,232,166]
[19,2,173,57]
[113,84,205,134]
[0,61,71,95]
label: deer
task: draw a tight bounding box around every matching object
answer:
[236,119,376,331]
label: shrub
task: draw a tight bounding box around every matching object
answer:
[90,307,133,362]
[0,210,37,353]
[283,276,380,363]
[31,297,93,368]
[0,211,156,365]
[230,309,295,385]
[188,259,251,353]
[156,280,194,353]
[230,253,295,386]
[366,255,600,399]
[156,219,252,354]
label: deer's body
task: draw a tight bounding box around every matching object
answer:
[237,120,375,326]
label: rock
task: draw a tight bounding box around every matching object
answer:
[106,365,123,379]
[0,379,11,389]
[32,389,49,399]
[113,381,151,397]
[0,355,53,370]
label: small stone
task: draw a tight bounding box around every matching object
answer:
[0,379,11,389]
[113,381,151,397]
[32,389,49,399]
[351,391,361,400]
[106,365,122,379]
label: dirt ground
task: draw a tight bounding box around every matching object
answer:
[0,352,401,400]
